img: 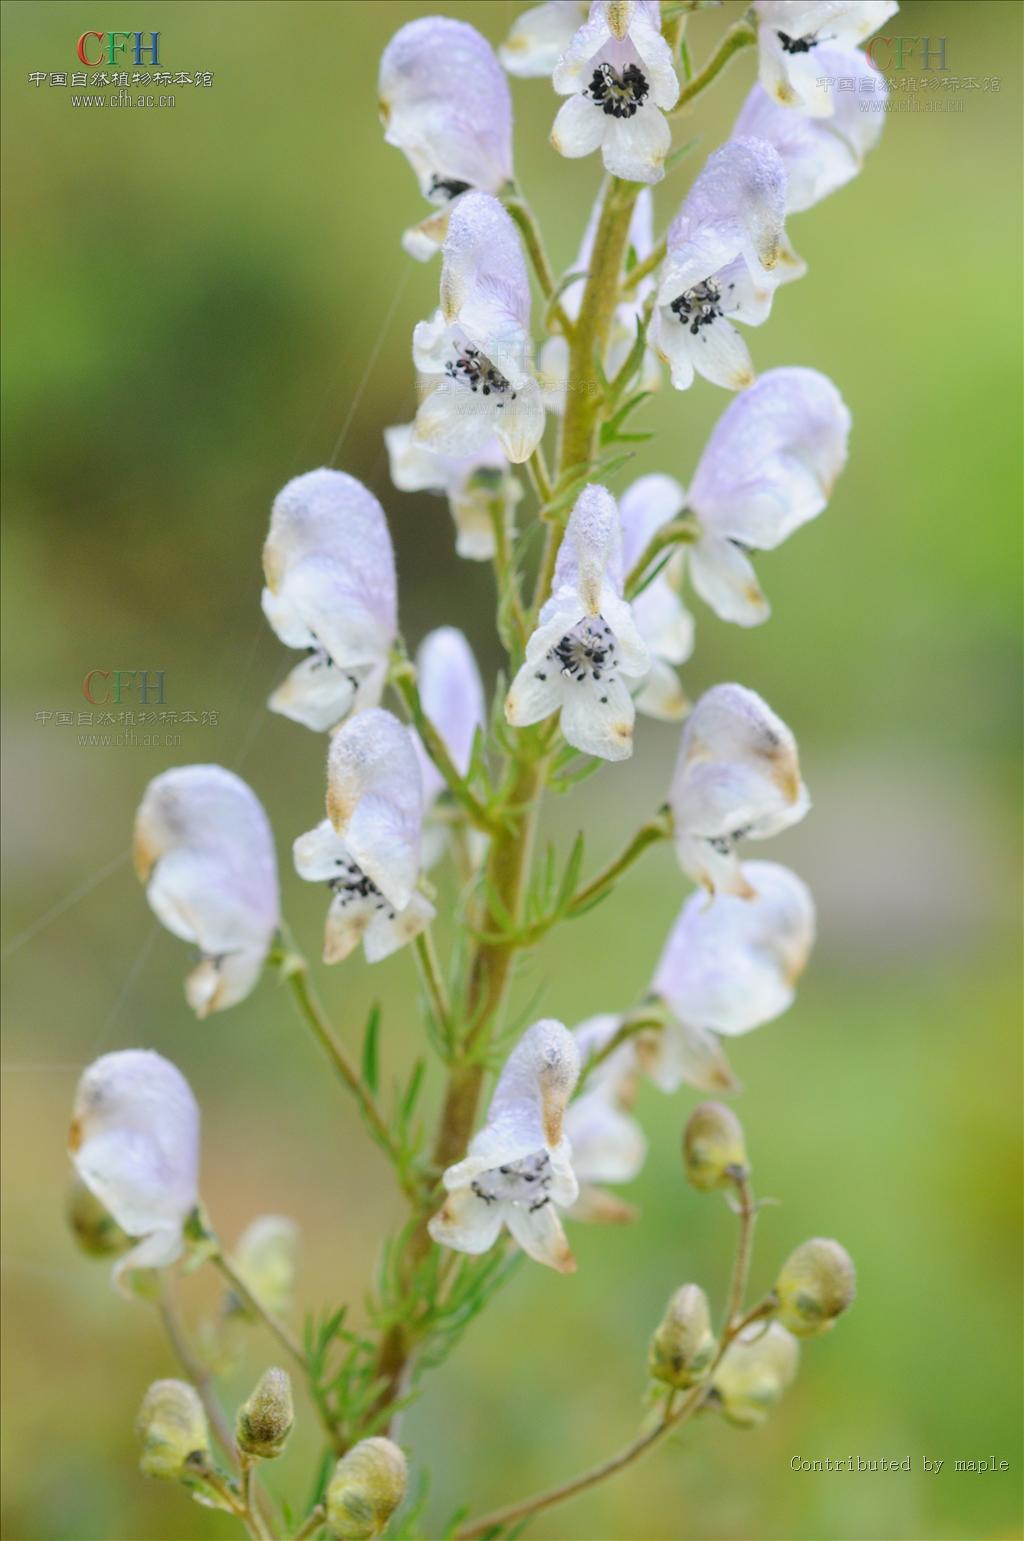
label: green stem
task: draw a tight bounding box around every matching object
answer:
[390,660,493,832]
[413,929,454,1050]
[503,194,573,335]
[157,1285,236,1466]
[212,1253,306,1371]
[291,1505,326,1541]
[671,20,757,115]
[724,1174,757,1330]
[620,236,667,296]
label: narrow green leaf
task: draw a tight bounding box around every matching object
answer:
[556,832,586,913]
[361,1005,381,1094]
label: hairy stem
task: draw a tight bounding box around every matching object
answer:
[504,194,573,336]
[724,1174,757,1329]
[391,660,493,831]
[212,1252,306,1371]
[671,19,757,115]
[413,929,454,1050]
[624,516,699,598]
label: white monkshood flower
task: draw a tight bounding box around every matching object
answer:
[685,368,851,625]
[411,626,486,869]
[733,50,888,215]
[262,469,397,732]
[294,709,435,964]
[652,138,788,391]
[670,684,810,896]
[551,1,680,184]
[539,188,660,416]
[378,17,513,260]
[565,1015,647,1223]
[646,861,816,1091]
[134,766,280,1018]
[505,484,651,761]
[429,1019,581,1272]
[384,424,522,561]
[619,473,695,721]
[500,1,590,77]
[412,192,545,465]
[752,2,898,117]
[69,1050,200,1286]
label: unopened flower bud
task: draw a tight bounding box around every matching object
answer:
[711,1323,799,1428]
[648,1284,717,1388]
[137,1379,210,1480]
[229,1215,300,1319]
[683,1101,749,1192]
[326,1437,407,1540]
[774,1237,856,1338]
[65,1176,130,1257]
[236,1367,293,1459]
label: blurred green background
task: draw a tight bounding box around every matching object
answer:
[2,2,1021,1538]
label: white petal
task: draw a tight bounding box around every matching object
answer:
[688,367,851,548]
[412,310,451,375]
[653,305,696,391]
[326,710,424,911]
[268,652,364,733]
[552,7,613,94]
[689,535,770,627]
[653,862,816,1035]
[505,1201,577,1273]
[538,334,570,415]
[552,483,624,610]
[689,316,757,392]
[379,17,513,197]
[439,193,532,369]
[185,949,264,1019]
[635,656,689,721]
[560,672,636,761]
[627,8,681,109]
[500,1,588,78]
[363,890,436,963]
[486,1018,581,1154]
[414,378,497,460]
[413,626,485,805]
[494,376,546,464]
[551,93,607,160]
[635,1019,738,1094]
[505,658,565,728]
[428,1185,504,1255]
[668,138,787,278]
[602,104,671,185]
[566,1091,647,1185]
[401,208,452,261]
[619,473,687,570]
[134,766,279,1015]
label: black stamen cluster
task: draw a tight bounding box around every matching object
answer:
[587,61,649,119]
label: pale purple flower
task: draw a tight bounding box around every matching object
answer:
[378,16,514,259]
[734,50,888,214]
[551,1,679,184]
[294,709,434,964]
[670,684,810,897]
[752,2,898,117]
[413,192,545,464]
[384,424,522,561]
[411,626,486,809]
[500,1,590,77]
[134,766,280,1018]
[539,188,660,415]
[69,1050,200,1287]
[262,469,397,732]
[646,861,816,1091]
[652,138,788,391]
[686,368,850,625]
[619,473,694,721]
[505,484,650,761]
[429,1019,581,1272]
[565,1015,647,1223]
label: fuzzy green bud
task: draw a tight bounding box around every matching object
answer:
[774,1237,856,1338]
[648,1283,717,1389]
[683,1101,749,1192]
[137,1379,210,1480]
[236,1367,293,1459]
[711,1323,799,1428]
[325,1437,407,1540]
[65,1176,130,1258]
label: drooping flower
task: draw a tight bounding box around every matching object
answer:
[262,469,397,732]
[378,16,514,259]
[429,1019,581,1272]
[564,1015,647,1223]
[294,709,435,964]
[551,1,680,184]
[670,684,810,895]
[505,484,651,761]
[412,192,545,464]
[539,188,660,416]
[733,50,888,215]
[69,1050,200,1286]
[618,473,695,721]
[384,425,522,561]
[652,138,789,391]
[685,369,850,625]
[645,861,816,1091]
[752,1,898,117]
[711,1321,800,1427]
[134,765,280,1017]
[500,1,590,77]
